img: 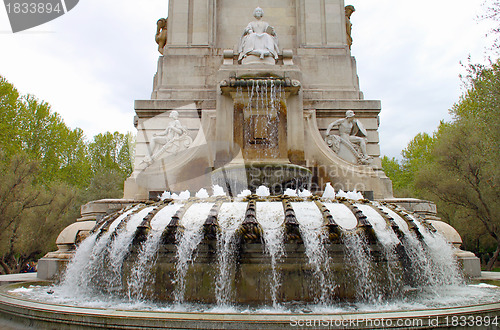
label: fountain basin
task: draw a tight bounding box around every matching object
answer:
[1,282,500,329]
[33,196,484,307]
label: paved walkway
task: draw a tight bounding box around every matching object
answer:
[0,273,37,286]
[477,271,500,281]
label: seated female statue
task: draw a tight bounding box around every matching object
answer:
[238,7,279,63]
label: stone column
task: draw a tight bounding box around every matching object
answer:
[214,89,235,167]
[287,89,305,164]
[168,0,214,47]
[297,0,345,47]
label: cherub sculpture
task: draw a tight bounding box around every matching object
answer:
[155,18,168,54]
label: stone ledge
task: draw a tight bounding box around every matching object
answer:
[383,198,437,217]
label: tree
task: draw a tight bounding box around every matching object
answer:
[0,76,92,186]
[0,76,134,274]
[415,60,500,269]
[381,132,437,198]
[0,77,21,156]
[480,0,500,51]
[381,156,411,197]
[381,59,499,268]
[84,132,134,200]
[0,153,77,274]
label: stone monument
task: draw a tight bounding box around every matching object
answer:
[37,0,480,281]
[124,0,393,201]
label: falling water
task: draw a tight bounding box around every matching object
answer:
[257,202,285,307]
[127,203,182,301]
[380,206,435,287]
[60,206,140,296]
[58,233,98,297]
[323,203,358,230]
[355,204,401,296]
[236,79,283,159]
[104,206,156,294]
[342,231,376,302]
[325,202,380,300]
[173,202,215,304]
[292,202,334,304]
[401,210,463,286]
[49,190,481,311]
[215,202,247,306]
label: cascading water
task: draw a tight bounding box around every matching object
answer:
[215,202,247,306]
[59,206,141,297]
[342,230,377,302]
[355,204,401,297]
[105,206,156,295]
[235,79,284,159]
[292,201,334,304]
[401,210,463,286]
[257,201,286,308]
[127,203,182,301]
[384,206,448,288]
[39,185,490,313]
[173,202,215,304]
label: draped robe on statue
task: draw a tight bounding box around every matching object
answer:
[238,20,279,61]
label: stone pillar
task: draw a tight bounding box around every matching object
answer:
[214,89,235,167]
[297,0,345,47]
[168,0,214,47]
[287,89,305,164]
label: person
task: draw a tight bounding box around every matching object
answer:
[238,7,279,62]
[345,5,355,49]
[326,110,372,162]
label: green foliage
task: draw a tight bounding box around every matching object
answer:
[0,77,92,187]
[89,132,133,176]
[383,59,500,269]
[0,75,134,274]
[420,60,500,269]
[381,156,411,197]
[0,152,79,273]
[0,77,20,155]
[381,131,438,198]
[84,132,134,200]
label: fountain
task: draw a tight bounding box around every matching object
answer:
[1,1,499,328]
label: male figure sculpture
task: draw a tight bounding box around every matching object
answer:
[238,7,279,63]
[143,111,192,165]
[325,110,372,164]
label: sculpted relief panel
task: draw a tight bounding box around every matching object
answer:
[142,111,193,167]
[325,110,373,165]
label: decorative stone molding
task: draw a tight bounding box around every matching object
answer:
[223,49,234,65]
[282,49,294,65]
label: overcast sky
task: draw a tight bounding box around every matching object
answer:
[0,0,495,158]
